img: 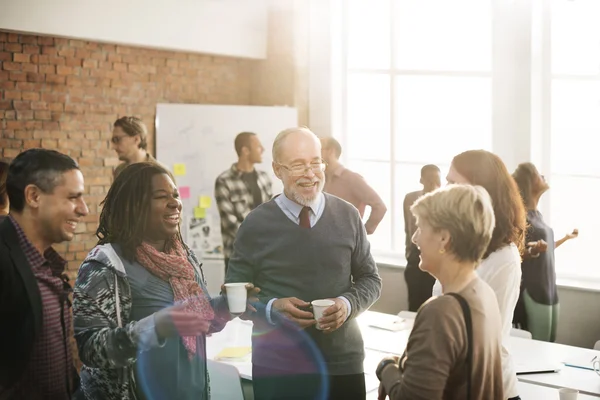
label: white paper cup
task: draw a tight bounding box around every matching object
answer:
[559,388,578,400]
[224,283,248,314]
[311,299,335,330]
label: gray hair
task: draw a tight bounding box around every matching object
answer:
[272,127,317,162]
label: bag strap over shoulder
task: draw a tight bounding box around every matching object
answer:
[446,292,473,400]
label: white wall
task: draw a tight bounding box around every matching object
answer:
[0,0,268,59]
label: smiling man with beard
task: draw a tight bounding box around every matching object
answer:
[226,127,382,400]
[0,149,89,399]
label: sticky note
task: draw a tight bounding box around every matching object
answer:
[179,186,190,199]
[199,195,211,208]
[215,346,252,360]
[173,163,186,176]
[194,207,206,219]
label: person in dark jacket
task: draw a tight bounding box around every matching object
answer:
[0,149,89,399]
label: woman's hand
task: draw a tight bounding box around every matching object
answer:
[220,283,261,319]
[566,228,578,240]
[154,304,211,340]
[527,239,548,256]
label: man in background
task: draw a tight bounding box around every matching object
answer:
[111,116,156,179]
[320,137,387,234]
[0,149,89,398]
[215,132,272,271]
[403,164,441,311]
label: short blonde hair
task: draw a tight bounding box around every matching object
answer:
[272,126,317,162]
[411,184,495,263]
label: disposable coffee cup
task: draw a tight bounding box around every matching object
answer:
[311,299,335,330]
[224,283,248,315]
[559,388,579,400]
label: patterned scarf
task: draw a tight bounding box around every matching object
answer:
[135,239,214,359]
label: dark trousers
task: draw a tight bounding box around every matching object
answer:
[252,365,366,400]
[404,263,435,312]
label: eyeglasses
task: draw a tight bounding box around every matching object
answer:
[276,161,327,177]
[111,135,129,144]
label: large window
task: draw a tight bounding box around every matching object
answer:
[549,0,600,280]
[331,0,600,281]
[337,0,492,257]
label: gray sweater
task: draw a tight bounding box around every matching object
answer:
[226,193,382,375]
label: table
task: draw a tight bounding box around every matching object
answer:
[207,311,600,397]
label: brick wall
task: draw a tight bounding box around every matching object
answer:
[0,30,258,279]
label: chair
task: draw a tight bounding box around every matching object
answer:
[510,327,533,339]
[594,340,600,350]
[208,360,245,400]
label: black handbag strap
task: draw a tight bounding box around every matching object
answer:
[446,293,473,400]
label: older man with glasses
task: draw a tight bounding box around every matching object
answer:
[225,127,382,400]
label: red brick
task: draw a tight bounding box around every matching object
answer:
[65,58,83,67]
[99,61,112,70]
[43,121,60,130]
[69,40,85,48]
[4,91,21,100]
[31,101,47,110]
[16,82,44,91]
[22,64,38,73]
[12,101,30,110]
[31,54,50,64]
[57,65,74,75]
[34,110,52,120]
[17,110,35,120]
[46,74,66,84]
[13,53,30,63]
[20,35,37,45]
[6,120,25,129]
[39,65,56,74]
[3,62,21,71]
[48,102,64,112]
[41,139,58,148]
[48,56,65,65]
[38,36,54,45]
[9,71,27,82]
[22,91,40,101]
[26,72,45,83]
[82,59,97,68]
[0,52,10,61]
[5,43,22,52]
[90,52,107,61]
[23,45,41,54]
[7,33,19,43]
[58,47,76,57]
[42,46,57,55]
[0,81,15,90]
[23,139,41,149]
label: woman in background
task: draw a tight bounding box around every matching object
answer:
[512,162,578,342]
[0,161,9,221]
[436,149,527,400]
[74,162,257,399]
[377,185,504,400]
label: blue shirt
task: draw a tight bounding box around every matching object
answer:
[266,191,352,324]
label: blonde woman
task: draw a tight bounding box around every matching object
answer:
[377,185,504,400]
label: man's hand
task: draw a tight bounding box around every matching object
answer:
[318,298,348,334]
[273,297,315,329]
